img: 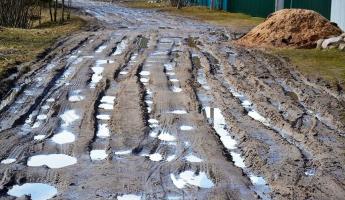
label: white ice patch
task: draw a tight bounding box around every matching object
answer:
[51,130,75,144]
[34,135,45,141]
[114,150,132,155]
[60,110,79,126]
[101,96,115,104]
[158,132,176,142]
[149,130,159,138]
[145,100,153,105]
[96,114,111,120]
[171,86,182,93]
[169,79,179,82]
[32,122,41,129]
[68,94,85,102]
[305,168,316,176]
[90,66,104,87]
[148,119,159,124]
[27,154,77,169]
[120,71,128,75]
[97,124,110,138]
[99,103,113,110]
[90,150,108,161]
[95,45,107,53]
[249,175,270,198]
[248,111,270,126]
[164,63,175,71]
[46,98,55,102]
[149,153,163,162]
[7,183,57,200]
[139,71,150,76]
[166,155,176,162]
[170,171,214,189]
[166,72,175,76]
[180,125,193,131]
[185,154,203,162]
[168,110,187,114]
[37,114,47,120]
[231,152,246,168]
[113,39,128,56]
[42,105,50,110]
[1,158,16,164]
[117,194,141,200]
[205,107,237,150]
[140,78,149,83]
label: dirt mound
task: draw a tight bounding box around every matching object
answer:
[237,9,343,48]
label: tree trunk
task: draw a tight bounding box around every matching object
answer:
[61,0,65,23]
[49,1,53,22]
[54,0,57,22]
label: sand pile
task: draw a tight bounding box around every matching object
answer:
[237,9,343,48]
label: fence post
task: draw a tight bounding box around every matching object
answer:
[275,0,284,11]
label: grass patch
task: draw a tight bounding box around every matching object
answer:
[272,48,345,88]
[0,8,86,79]
[122,1,263,29]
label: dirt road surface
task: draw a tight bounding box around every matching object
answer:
[0,1,345,199]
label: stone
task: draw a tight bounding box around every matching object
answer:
[321,36,343,49]
[341,32,345,38]
[316,39,324,49]
[339,43,345,51]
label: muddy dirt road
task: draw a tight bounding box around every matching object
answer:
[1,1,345,199]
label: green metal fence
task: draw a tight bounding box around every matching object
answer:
[284,0,331,19]
[228,0,275,18]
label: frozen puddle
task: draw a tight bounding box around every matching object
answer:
[95,45,107,53]
[158,131,176,142]
[204,107,270,198]
[113,39,128,56]
[60,110,80,126]
[68,90,85,102]
[27,154,77,169]
[37,114,47,120]
[205,107,237,150]
[117,194,141,200]
[90,150,108,161]
[185,154,203,162]
[170,170,214,189]
[167,155,176,162]
[97,114,111,120]
[51,130,75,144]
[305,168,316,176]
[34,135,46,141]
[114,150,132,155]
[90,60,114,88]
[1,158,16,164]
[149,153,163,162]
[97,124,110,138]
[101,96,116,104]
[171,86,182,93]
[168,110,187,114]
[139,71,150,76]
[7,183,57,200]
[180,125,193,131]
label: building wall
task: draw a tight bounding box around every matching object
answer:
[331,0,345,31]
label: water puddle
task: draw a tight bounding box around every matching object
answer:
[170,170,214,189]
[117,194,141,200]
[149,153,163,162]
[51,130,75,144]
[1,158,16,164]
[27,154,77,169]
[7,183,57,200]
[90,150,108,161]
[185,154,203,162]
